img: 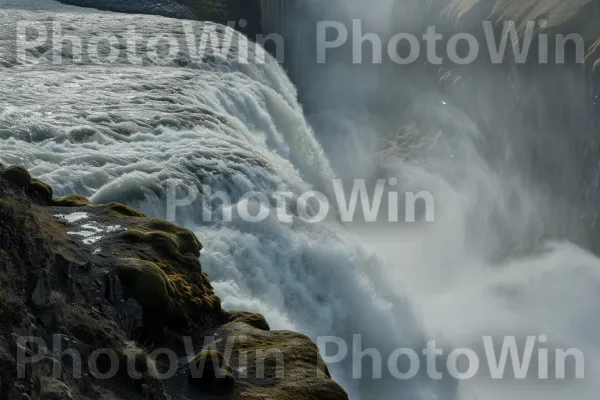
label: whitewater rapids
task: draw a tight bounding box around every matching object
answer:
[2,1,600,399]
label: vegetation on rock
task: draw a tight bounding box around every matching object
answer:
[0,165,348,400]
[187,349,236,392]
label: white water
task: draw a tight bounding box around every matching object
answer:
[2,1,600,399]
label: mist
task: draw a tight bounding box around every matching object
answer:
[282,0,600,399]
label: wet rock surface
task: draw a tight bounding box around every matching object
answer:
[0,165,348,400]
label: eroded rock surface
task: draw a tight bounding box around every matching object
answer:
[0,165,348,400]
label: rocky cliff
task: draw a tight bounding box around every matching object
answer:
[56,0,263,37]
[0,165,347,400]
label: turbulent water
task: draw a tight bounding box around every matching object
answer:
[2,1,600,399]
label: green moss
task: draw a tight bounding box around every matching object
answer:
[116,258,173,326]
[114,254,217,330]
[28,179,53,203]
[217,324,351,399]
[103,202,146,218]
[122,230,182,258]
[228,311,270,331]
[138,219,202,255]
[203,294,221,311]
[53,194,91,207]
[0,198,66,245]
[39,377,73,400]
[118,344,158,379]
[0,165,31,188]
[1,167,54,204]
[187,350,235,391]
[121,224,201,257]
[110,209,214,330]
[63,306,122,348]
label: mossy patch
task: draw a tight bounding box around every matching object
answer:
[212,323,349,399]
[28,178,53,203]
[114,255,217,330]
[0,290,26,325]
[53,194,91,207]
[122,230,182,258]
[228,311,270,331]
[187,349,235,392]
[62,305,123,349]
[1,166,54,204]
[1,165,32,188]
[115,258,172,326]
[39,377,74,400]
[102,202,146,218]
[121,222,201,257]
[0,198,68,245]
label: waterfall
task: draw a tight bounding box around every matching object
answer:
[4,1,600,400]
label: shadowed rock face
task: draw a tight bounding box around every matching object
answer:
[55,0,263,37]
[56,0,197,19]
[0,165,348,400]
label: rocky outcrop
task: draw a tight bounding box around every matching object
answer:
[176,0,263,37]
[56,0,197,20]
[55,0,263,37]
[0,165,347,400]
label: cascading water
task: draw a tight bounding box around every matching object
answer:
[3,1,600,399]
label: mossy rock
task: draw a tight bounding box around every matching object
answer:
[121,225,201,258]
[0,291,26,325]
[228,311,270,331]
[1,166,54,204]
[39,377,74,400]
[115,258,173,326]
[0,165,32,188]
[28,178,53,203]
[187,350,235,392]
[118,345,159,379]
[203,294,221,311]
[122,230,182,258]
[137,219,202,255]
[62,306,122,349]
[103,202,146,218]
[53,194,91,207]
[115,257,211,329]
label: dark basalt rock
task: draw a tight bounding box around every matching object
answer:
[56,0,197,20]
[187,350,236,392]
[0,166,348,400]
[56,0,263,37]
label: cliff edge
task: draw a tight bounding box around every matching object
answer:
[0,164,347,400]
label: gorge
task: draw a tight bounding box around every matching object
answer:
[2,1,600,400]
